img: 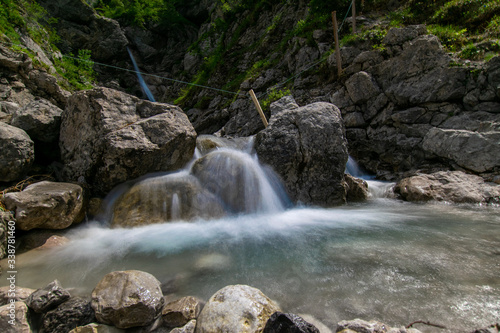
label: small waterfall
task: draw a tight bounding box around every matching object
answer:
[127,47,156,102]
[346,156,394,199]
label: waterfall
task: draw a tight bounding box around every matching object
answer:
[345,155,395,199]
[127,47,156,102]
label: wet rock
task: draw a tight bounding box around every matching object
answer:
[196,135,253,156]
[69,323,124,333]
[91,270,164,329]
[196,285,280,333]
[0,301,32,333]
[395,171,500,204]
[162,296,203,328]
[42,297,95,333]
[345,174,369,202]
[60,87,196,195]
[255,102,348,206]
[0,122,34,182]
[263,312,319,333]
[422,127,500,173]
[169,319,196,333]
[26,280,71,314]
[0,286,35,306]
[111,173,226,227]
[3,181,85,231]
[336,319,421,333]
[10,99,62,142]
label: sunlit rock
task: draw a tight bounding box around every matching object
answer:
[0,301,32,333]
[0,286,35,306]
[4,181,85,231]
[10,99,62,143]
[162,296,203,328]
[91,270,164,329]
[195,285,280,333]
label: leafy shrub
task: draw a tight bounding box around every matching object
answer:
[55,49,96,91]
[427,24,468,52]
[459,43,481,60]
[261,88,291,111]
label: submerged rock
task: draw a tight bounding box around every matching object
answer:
[255,102,348,206]
[91,270,164,329]
[395,171,500,204]
[263,312,320,333]
[195,285,280,333]
[3,181,85,231]
[0,122,34,182]
[26,280,71,314]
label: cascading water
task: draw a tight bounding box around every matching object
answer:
[346,155,395,199]
[127,47,156,102]
[3,138,499,332]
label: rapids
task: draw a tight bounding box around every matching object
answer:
[3,139,499,332]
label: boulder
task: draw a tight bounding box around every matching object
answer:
[345,71,381,105]
[41,297,96,333]
[91,270,164,329]
[344,174,369,202]
[0,301,32,333]
[60,87,197,195]
[255,102,348,206]
[162,296,203,328]
[394,171,500,204]
[422,128,500,173]
[0,286,35,306]
[3,181,85,231]
[0,122,34,182]
[195,285,280,333]
[336,319,421,333]
[26,280,71,314]
[10,98,63,142]
[263,312,320,333]
[270,96,299,118]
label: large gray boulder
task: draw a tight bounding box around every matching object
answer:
[195,285,280,333]
[91,270,164,329]
[422,127,500,173]
[10,98,63,142]
[395,171,500,204]
[0,301,32,333]
[60,87,197,195]
[0,122,34,182]
[255,102,348,206]
[3,181,85,231]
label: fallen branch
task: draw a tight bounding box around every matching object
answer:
[0,174,54,196]
[406,321,447,329]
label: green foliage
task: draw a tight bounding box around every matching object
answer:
[486,15,500,37]
[388,8,413,27]
[427,25,468,52]
[459,43,480,60]
[261,88,291,111]
[55,50,96,91]
[308,0,350,16]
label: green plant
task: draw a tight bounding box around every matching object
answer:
[55,49,96,91]
[261,88,291,111]
[459,43,481,60]
[427,25,468,52]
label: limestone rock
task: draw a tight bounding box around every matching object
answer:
[394,171,500,204]
[255,102,348,206]
[42,297,96,333]
[0,301,32,333]
[422,127,500,173]
[3,181,85,231]
[0,122,34,182]
[336,319,421,333]
[162,296,203,328]
[270,95,299,119]
[263,312,319,333]
[195,285,280,333]
[10,98,63,142]
[60,87,196,195]
[91,270,165,329]
[26,280,71,314]
[0,286,35,306]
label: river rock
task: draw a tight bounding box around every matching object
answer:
[0,122,34,182]
[60,87,196,195]
[263,312,319,333]
[162,296,203,328]
[3,181,85,231]
[91,270,164,329]
[336,319,421,333]
[255,102,348,206]
[26,280,71,314]
[395,171,500,204]
[0,301,32,333]
[111,173,226,227]
[10,98,62,142]
[344,174,369,202]
[69,323,124,333]
[0,211,11,260]
[195,284,280,333]
[0,286,35,306]
[169,319,196,333]
[422,127,500,173]
[41,297,95,333]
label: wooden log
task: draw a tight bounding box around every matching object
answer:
[249,89,268,128]
[331,11,343,77]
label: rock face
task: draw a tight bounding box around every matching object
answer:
[10,98,62,142]
[263,312,319,333]
[41,297,96,333]
[0,301,32,333]
[255,102,348,206]
[195,285,280,333]
[26,280,71,314]
[3,181,85,231]
[0,122,34,182]
[395,171,500,204]
[91,270,164,329]
[60,87,197,195]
